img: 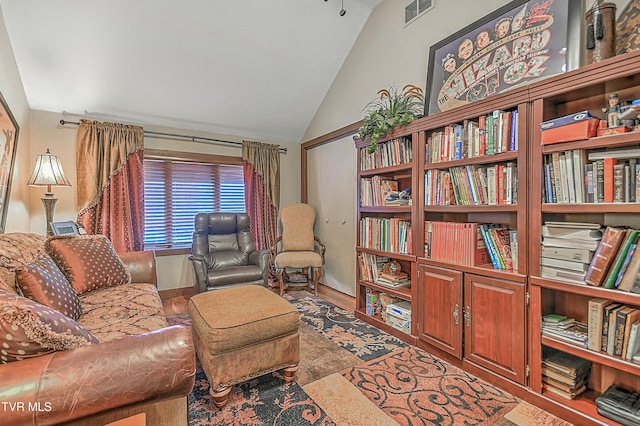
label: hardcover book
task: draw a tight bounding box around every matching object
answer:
[584,227,625,287]
[603,230,640,289]
[588,298,613,351]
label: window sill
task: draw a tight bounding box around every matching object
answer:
[146,247,191,257]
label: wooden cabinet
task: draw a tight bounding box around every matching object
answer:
[417,264,462,358]
[464,274,526,385]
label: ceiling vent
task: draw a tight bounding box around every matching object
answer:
[405,0,434,25]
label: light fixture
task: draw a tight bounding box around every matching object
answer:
[340,0,346,15]
[28,148,71,236]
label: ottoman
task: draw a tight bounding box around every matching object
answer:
[188,285,300,408]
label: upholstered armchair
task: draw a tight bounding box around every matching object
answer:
[271,203,326,296]
[190,213,270,293]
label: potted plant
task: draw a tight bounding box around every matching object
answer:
[357,84,425,153]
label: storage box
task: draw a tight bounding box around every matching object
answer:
[386,300,411,321]
[540,110,594,130]
[385,312,411,334]
[541,118,600,145]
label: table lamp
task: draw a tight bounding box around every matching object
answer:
[28,148,71,236]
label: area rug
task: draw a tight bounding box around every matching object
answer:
[168,291,572,426]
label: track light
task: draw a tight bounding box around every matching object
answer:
[340,0,346,15]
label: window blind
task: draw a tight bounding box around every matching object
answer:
[143,159,245,249]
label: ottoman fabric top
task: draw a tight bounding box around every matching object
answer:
[189,285,299,354]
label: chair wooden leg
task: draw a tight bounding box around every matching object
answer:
[277,269,285,296]
[313,268,320,296]
[210,385,231,408]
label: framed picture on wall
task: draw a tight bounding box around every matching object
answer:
[424,0,582,116]
[0,90,19,233]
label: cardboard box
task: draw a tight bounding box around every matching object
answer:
[385,312,411,334]
[541,118,600,145]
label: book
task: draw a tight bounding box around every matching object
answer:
[544,383,587,400]
[540,257,589,272]
[542,348,592,378]
[625,321,640,361]
[603,157,619,203]
[612,307,638,357]
[541,224,603,240]
[584,227,625,286]
[603,230,640,289]
[540,110,595,130]
[617,246,640,292]
[541,245,594,263]
[541,236,601,251]
[614,243,638,288]
[540,266,586,285]
[596,385,640,425]
[601,303,623,352]
[588,298,613,351]
[621,309,640,359]
[607,305,630,355]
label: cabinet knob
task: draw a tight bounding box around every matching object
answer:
[453,304,459,325]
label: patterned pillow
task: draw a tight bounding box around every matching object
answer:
[16,255,83,320]
[0,289,98,363]
[45,235,131,295]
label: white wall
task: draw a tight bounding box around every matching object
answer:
[0,6,31,233]
[27,110,301,291]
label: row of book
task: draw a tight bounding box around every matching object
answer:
[585,227,640,292]
[543,148,640,204]
[541,314,588,348]
[359,176,402,207]
[424,162,518,206]
[425,109,519,164]
[424,221,517,270]
[539,221,602,286]
[541,346,592,400]
[360,137,412,171]
[588,298,640,362]
[359,217,412,254]
[357,253,410,289]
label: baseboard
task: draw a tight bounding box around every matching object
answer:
[159,287,195,300]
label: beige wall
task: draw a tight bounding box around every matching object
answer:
[0,6,31,233]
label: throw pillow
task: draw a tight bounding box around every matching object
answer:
[16,255,83,320]
[45,235,131,295]
[0,289,98,363]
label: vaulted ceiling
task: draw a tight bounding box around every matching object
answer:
[0,0,382,143]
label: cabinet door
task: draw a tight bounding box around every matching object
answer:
[417,264,463,359]
[464,274,526,385]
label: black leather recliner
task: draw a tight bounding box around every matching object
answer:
[189,213,270,293]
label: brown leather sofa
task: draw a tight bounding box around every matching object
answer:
[190,213,270,293]
[0,233,196,426]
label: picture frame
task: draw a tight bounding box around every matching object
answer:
[0,90,19,234]
[424,0,582,116]
[50,221,80,236]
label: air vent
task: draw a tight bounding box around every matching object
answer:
[405,0,434,25]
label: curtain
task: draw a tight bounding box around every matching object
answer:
[75,119,145,252]
[242,140,280,252]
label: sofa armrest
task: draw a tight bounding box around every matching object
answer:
[189,255,208,293]
[0,325,195,426]
[120,250,157,286]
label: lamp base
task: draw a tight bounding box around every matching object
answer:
[41,193,58,236]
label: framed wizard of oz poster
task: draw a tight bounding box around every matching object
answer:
[424,0,580,115]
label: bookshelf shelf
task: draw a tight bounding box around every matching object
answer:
[541,132,640,155]
[541,203,640,214]
[359,206,412,213]
[424,151,519,169]
[360,163,412,176]
[419,258,527,283]
[358,279,412,300]
[531,277,640,306]
[356,247,416,261]
[424,204,518,213]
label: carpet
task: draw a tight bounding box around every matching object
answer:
[168,291,572,425]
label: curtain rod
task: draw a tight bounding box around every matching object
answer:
[59,119,287,154]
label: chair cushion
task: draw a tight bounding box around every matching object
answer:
[275,251,323,268]
[207,265,263,287]
[15,255,83,320]
[0,289,98,363]
[45,235,131,295]
[189,285,299,354]
[280,204,316,251]
[205,251,248,269]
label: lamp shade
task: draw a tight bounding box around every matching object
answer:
[27,149,71,189]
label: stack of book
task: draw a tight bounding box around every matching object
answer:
[376,270,410,288]
[541,314,588,348]
[540,221,602,285]
[585,226,640,292]
[542,348,592,400]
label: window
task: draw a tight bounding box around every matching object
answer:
[404,0,434,25]
[143,150,245,251]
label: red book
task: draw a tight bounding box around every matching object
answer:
[603,158,619,203]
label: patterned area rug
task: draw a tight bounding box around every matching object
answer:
[168,291,571,426]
